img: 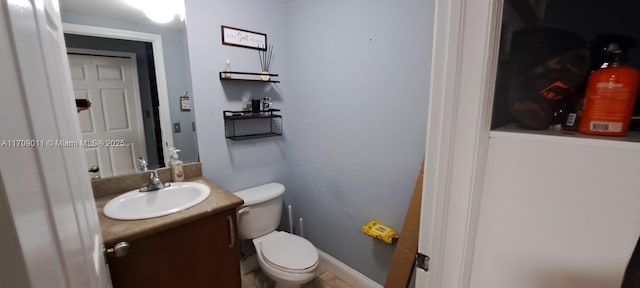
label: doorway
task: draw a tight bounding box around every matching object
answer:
[63,23,177,171]
[68,52,148,178]
[64,34,166,175]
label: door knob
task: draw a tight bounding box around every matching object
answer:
[88,166,99,173]
[104,242,129,258]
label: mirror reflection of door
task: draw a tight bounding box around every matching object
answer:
[68,53,147,178]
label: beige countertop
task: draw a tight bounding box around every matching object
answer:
[96,176,243,246]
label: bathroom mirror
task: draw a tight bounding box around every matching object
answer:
[59,0,198,179]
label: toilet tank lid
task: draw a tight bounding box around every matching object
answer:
[234,183,285,206]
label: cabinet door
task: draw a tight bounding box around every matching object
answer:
[107,209,241,288]
[471,136,640,288]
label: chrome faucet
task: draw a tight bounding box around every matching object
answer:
[137,157,148,171]
[140,170,169,192]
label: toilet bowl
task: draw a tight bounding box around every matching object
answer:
[235,183,319,288]
[253,231,318,287]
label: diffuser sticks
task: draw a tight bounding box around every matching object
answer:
[259,45,274,72]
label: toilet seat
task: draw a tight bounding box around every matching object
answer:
[257,232,319,274]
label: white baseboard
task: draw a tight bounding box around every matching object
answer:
[316,249,382,288]
[241,247,382,288]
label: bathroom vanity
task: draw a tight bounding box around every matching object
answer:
[92,164,244,288]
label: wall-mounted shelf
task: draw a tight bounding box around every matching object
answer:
[219,71,280,83]
[492,124,640,147]
[223,109,283,140]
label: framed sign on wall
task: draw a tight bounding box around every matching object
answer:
[180,96,190,111]
[221,25,267,50]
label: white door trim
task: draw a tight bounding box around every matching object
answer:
[417,0,503,287]
[63,23,174,166]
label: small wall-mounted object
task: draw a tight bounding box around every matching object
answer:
[180,91,190,111]
[218,71,280,83]
[221,25,267,50]
[223,109,282,141]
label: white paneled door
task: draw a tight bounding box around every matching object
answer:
[68,54,146,178]
[1,0,110,286]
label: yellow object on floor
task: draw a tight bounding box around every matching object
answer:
[362,220,398,244]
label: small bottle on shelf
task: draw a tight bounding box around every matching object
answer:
[223,60,232,78]
[579,45,640,136]
[262,97,272,111]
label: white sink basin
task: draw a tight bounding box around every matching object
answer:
[103,182,211,220]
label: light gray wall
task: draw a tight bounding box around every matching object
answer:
[185,0,433,285]
[184,0,289,191]
[61,12,199,163]
[285,0,433,284]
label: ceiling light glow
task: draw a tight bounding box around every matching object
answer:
[124,0,185,24]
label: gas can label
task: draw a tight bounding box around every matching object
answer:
[590,121,622,132]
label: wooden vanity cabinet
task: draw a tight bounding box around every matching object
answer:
[107,208,241,288]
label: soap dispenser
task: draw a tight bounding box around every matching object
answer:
[169,148,184,182]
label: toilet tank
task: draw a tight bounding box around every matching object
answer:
[234,183,285,240]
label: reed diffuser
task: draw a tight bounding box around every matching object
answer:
[259,45,274,81]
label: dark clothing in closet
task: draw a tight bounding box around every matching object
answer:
[622,236,640,288]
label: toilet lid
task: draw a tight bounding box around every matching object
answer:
[261,233,318,271]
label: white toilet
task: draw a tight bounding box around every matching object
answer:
[235,183,319,288]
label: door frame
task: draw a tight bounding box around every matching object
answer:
[417,0,503,287]
[67,49,149,177]
[63,23,175,166]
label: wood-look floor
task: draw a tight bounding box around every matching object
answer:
[242,269,354,288]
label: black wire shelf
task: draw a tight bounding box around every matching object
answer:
[223,109,283,140]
